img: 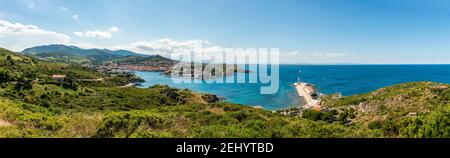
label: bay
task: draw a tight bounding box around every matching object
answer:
[136,64,450,110]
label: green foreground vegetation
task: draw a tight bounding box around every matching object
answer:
[0,47,449,138]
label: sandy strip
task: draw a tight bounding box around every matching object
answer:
[295,84,315,107]
[0,120,12,127]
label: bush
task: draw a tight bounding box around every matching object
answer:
[95,111,163,138]
[368,121,383,129]
[232,110,250,122]
[399,109,450,138]
[15,77,33,90]
[0,68,12,83]
[302,109,337,123]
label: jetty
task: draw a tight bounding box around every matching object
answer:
[293,82,321,109]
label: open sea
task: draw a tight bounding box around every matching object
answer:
[135,65,450,110]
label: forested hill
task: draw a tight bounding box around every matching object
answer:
[1,47,106,80]
[21,44,155,65]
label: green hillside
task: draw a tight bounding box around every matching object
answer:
[1,48,105,79]
[320,82,450,137]
[1,47,450,138]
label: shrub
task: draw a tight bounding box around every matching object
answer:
[0,68,12,83]
[95,111,163,138]
[368,120,383,129]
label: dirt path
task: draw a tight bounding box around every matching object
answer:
[120,83,136,88]
[0,120,12,127]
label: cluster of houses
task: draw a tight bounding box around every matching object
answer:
[278,107,303,116]
[96,61,177,76]
[51,75,66,82]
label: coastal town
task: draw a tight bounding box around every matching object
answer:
[100,59,178,73]
[96,59,250,80]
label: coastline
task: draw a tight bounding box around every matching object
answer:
[132,64,450,111]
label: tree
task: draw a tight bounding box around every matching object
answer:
[0,68,11,83]
[15,77,33,90]
[63,77,80,91]
[5,55,15,65]
[302,109,323,121]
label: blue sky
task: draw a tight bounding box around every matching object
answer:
[1,0,450,64]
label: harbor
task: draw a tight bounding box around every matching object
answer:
[293,82,321,110]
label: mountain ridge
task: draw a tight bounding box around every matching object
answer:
[21,44,144,57]
[20,44,169,65]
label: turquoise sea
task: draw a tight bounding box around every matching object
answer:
[136,65,450,110]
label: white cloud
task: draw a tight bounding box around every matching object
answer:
[60,7,68,11]
[72,14,79,20]
[0,19,71,51]
[114,39,352,64]
[75,27,119,39]
[73,32,84,37]
[85,30,112,39]
[115,39,245,63]
[109,27,119,32]
[71,43,99,49]
[114,39,212,55]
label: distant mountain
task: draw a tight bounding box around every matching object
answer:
[21,44,149,65]
[22,44,142,56]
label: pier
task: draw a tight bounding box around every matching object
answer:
[293,82,321,109]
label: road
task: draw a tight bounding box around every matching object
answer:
[120,83,136,88]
